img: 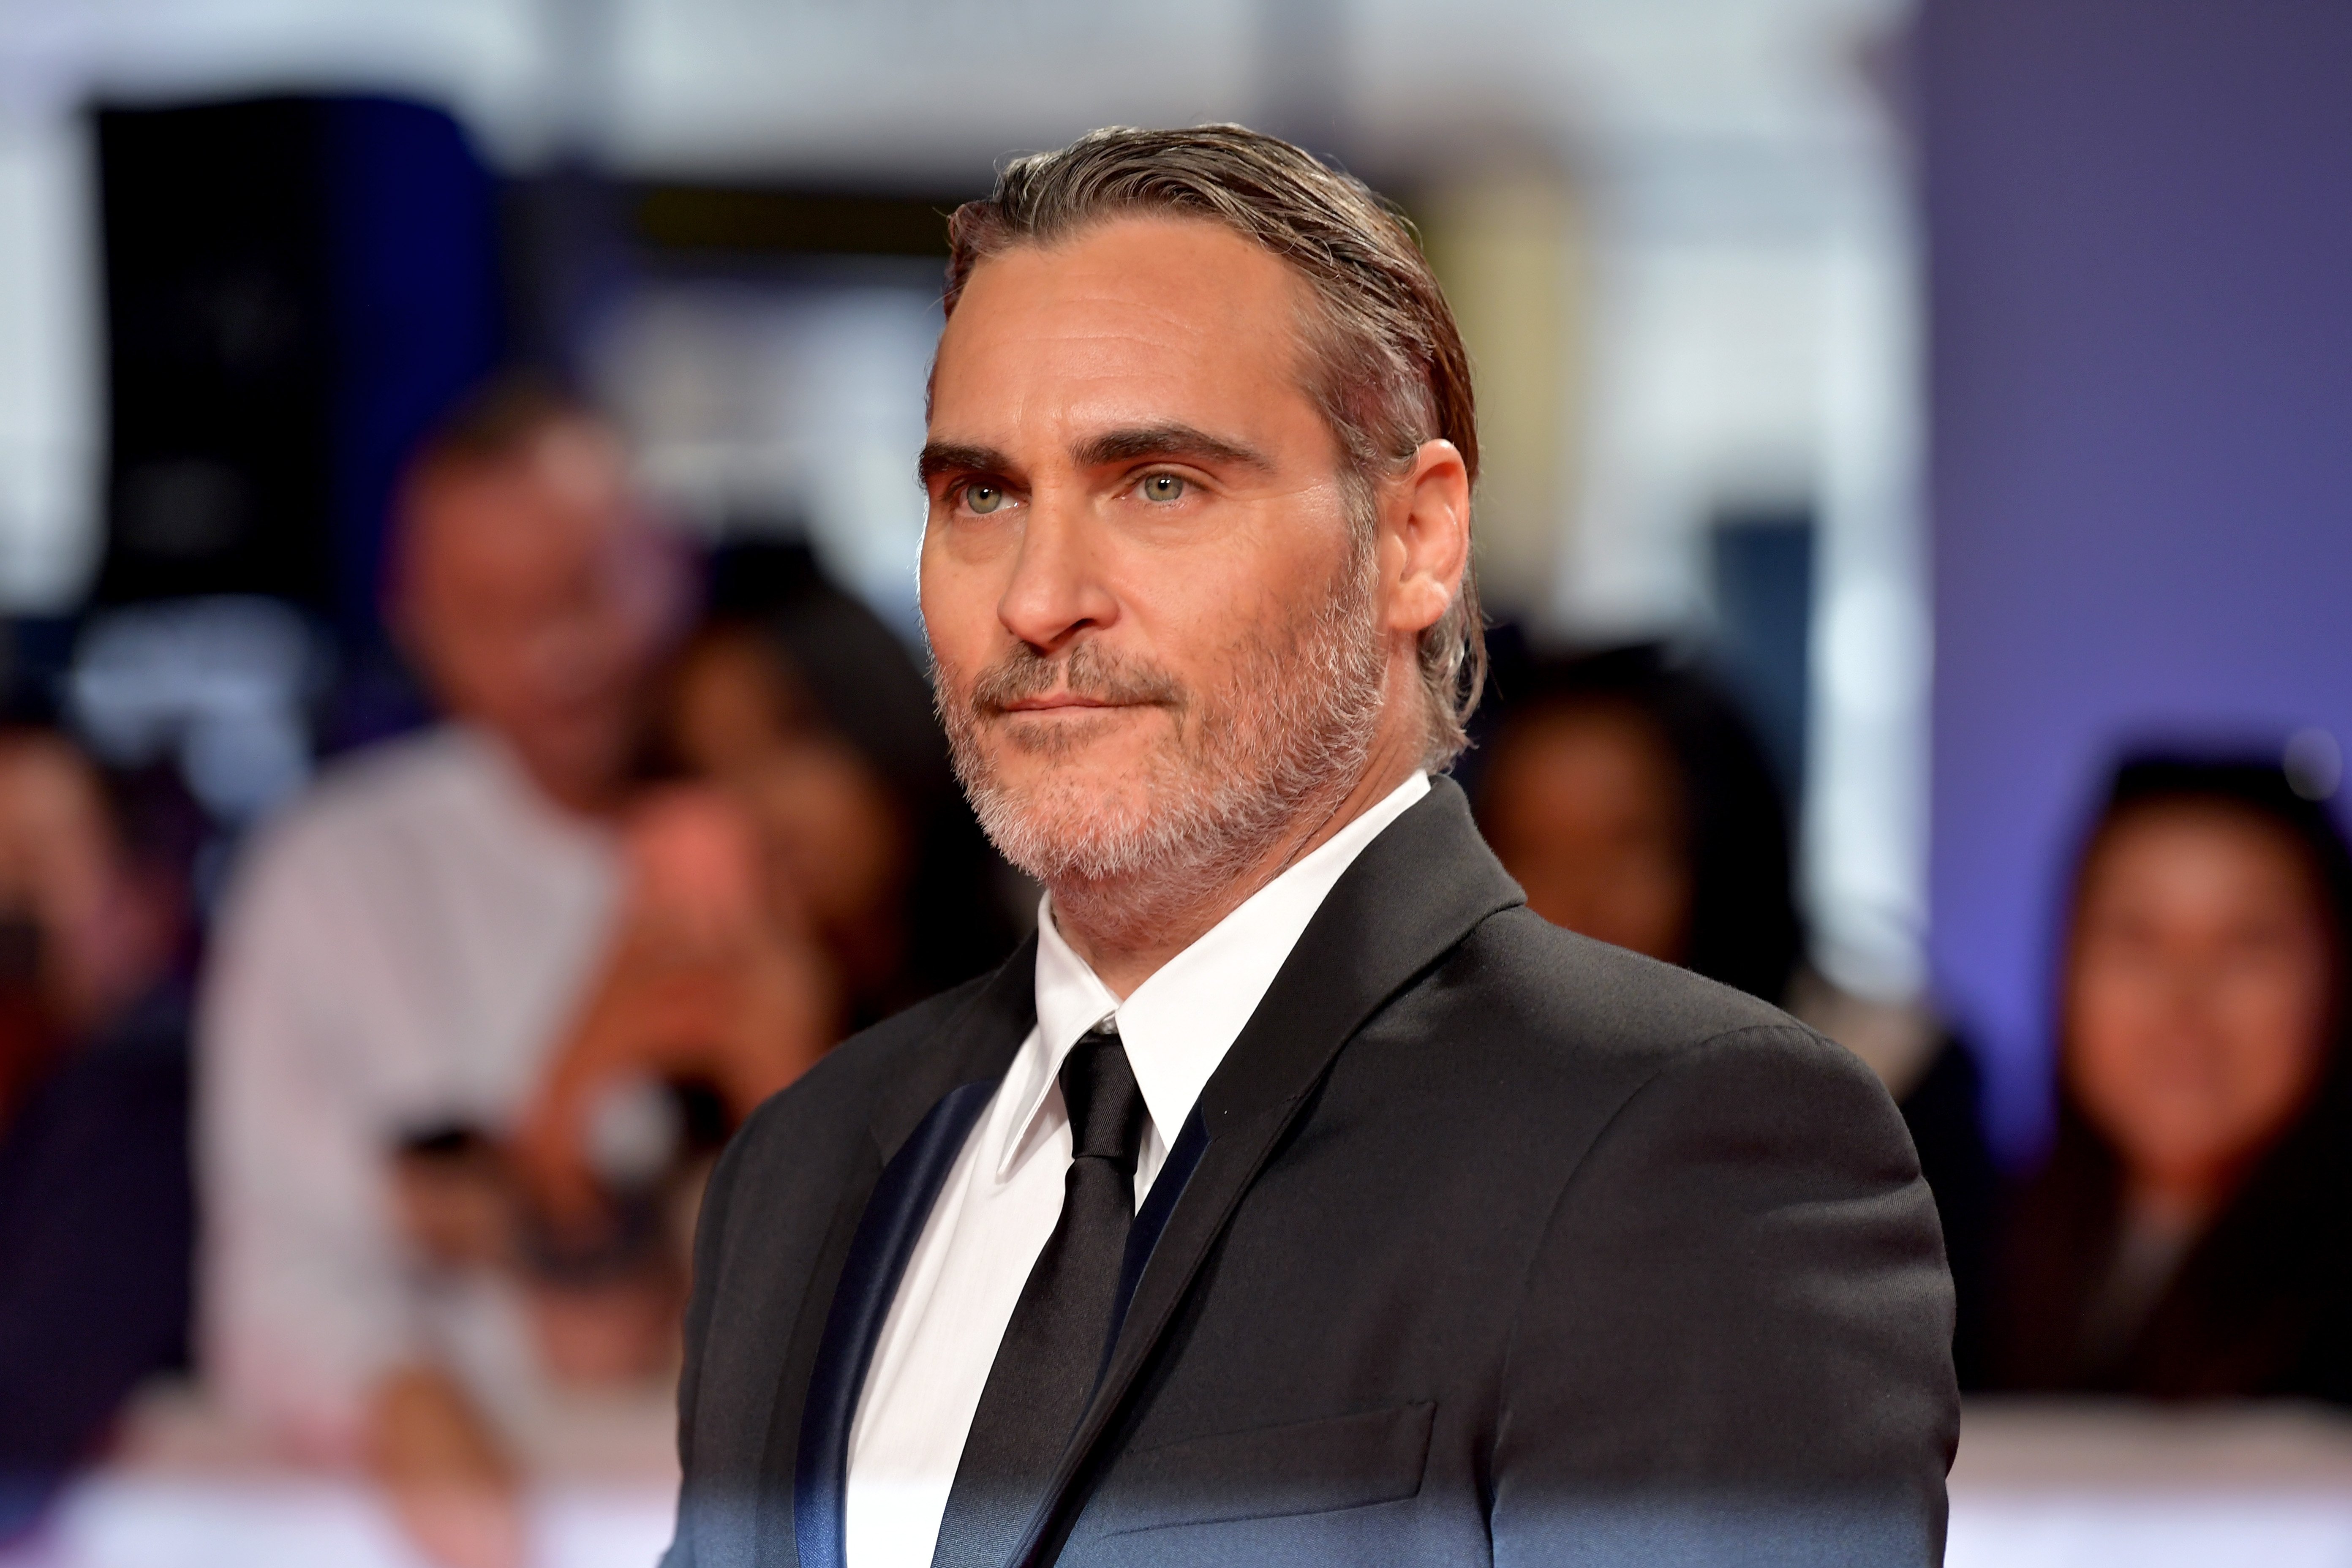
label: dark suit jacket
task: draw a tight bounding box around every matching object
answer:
[664,779,1958,1567]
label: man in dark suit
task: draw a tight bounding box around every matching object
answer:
[663,124,1956,1568]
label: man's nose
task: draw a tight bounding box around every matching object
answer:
[996,492,1118,654]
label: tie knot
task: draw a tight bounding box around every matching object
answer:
[1060,1029,1147,1171]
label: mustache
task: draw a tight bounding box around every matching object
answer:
[964,641,1187,716]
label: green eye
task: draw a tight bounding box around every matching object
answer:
[964,484,1005,515]
[1140,474,1187,504]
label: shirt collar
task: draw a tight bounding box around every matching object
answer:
[999,771,1431,1181]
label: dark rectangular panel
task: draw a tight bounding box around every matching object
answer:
[98,98,335,607]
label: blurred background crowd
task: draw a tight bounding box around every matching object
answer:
[0,0,2345,1564]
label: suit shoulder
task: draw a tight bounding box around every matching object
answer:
[269,728,476,836]
[1461,905,1795,1033]
[224,729,498,898]
[1436,905,1867,1092]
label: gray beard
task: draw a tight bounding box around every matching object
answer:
[935,549,1389,941]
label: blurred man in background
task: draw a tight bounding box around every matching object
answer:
[200,382,826,1568]
[0,729,197,1539]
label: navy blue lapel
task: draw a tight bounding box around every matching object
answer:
[794,1077,997,1568]
[755,938,1038,1568]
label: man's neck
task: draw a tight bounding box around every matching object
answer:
[468,724,626,823]
[1050,737,1422,999]
[529,770,626,820]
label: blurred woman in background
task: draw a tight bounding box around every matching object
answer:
[1471,643,1998,1375]
[658,540,1020,1026]
[1473,645,1801,1000]
[1993,757,2352,1401]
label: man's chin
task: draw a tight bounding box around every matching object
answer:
[985,704,1161,758]
[977,749,1149,815]
[966,757,1193,883]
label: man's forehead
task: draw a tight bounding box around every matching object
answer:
[954,214,1307,328]
[929,216,1318,448]
[408,458,632,588]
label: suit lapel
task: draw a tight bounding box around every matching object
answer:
[1007,778,1525,1565]
[754,938,1040,1568]
[793,1079,997,1568]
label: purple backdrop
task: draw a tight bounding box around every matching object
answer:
[1919,0,2352,1160]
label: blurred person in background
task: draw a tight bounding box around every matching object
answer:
[1990,756,2352,1401]
[512,541,1021,1250]
[199,379,828,1568]
[662,540,1021,1024]
[0,728,198,1540]
[1471,643,1998,1377]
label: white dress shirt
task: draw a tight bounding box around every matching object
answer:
[842,770,1430,1568]
[198,725,623,1455]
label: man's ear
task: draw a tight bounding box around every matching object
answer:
[1382,439,1472,637]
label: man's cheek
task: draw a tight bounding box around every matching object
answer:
[921,624,982,698]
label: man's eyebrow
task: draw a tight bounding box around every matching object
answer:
[917,442,1013,486]
[1073,424,1275,474]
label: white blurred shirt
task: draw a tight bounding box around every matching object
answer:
[198,725,623,1455]
[842,770,1429,1568]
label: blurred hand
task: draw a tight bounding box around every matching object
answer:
[391,1138,518,1269]
[512,787,838,1225]
[370,1366,526,1568]
[525,1270,683,1388]
[621,786,770,948]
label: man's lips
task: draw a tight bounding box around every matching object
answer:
[991,694,1144,715]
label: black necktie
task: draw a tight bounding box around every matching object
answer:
[931,1028,1147,1568]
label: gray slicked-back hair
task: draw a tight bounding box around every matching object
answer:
[942,124,1486,768]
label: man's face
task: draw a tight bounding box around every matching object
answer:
[920,216,1389,889]
[401,422,671,811]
